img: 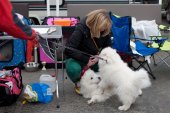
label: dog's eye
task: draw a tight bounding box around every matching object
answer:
[91,77,93,80]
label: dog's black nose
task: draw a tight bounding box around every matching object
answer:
[98,77,101,80]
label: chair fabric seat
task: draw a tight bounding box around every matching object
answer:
[135,41,159,56]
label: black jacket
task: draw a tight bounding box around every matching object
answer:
[64,17,112,64]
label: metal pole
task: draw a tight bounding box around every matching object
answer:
[55,46,60,108]
[159,0,162,4]
[56,0,60,16]
[47,0,50,16]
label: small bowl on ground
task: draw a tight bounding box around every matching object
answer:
[24,62,39,72]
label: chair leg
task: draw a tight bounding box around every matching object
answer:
[145,61,156,80]
[155,53,170,68]
[133,57,156,80]
[152,55,157,66]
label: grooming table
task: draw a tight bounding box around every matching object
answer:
[32,25,63,108]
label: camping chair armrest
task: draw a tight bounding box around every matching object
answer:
[149,36,168,38]
[149,36,168,48]
[130,35,167,49]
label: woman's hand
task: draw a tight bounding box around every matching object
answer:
[87,55,99,67]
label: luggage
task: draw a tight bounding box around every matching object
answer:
[0,66,23,106]
[42,16,79,26]
[39,1,79,64]
[0,14,33,69]
[0,39,26,69]
[40,17,79,65]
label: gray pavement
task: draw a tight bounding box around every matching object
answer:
[0,19,170,113]
[1,48,170,113]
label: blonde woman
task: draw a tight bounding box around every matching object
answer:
[64,9,112,95]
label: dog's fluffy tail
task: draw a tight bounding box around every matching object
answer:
[135,68,151,89]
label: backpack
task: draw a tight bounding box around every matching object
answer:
[0,66,23,106]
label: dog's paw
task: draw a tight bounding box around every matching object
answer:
[87,99,95,105]
[118,105,130,111]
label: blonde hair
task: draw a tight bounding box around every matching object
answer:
[86,9,112,38]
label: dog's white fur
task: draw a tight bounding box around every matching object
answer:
[88,47,151,111]
[80,69,101,98]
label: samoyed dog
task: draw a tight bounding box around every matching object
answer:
[88,47,151,111]
[80,69,101,99]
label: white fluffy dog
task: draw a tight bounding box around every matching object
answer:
[80,69,101,99]
[88,47,151,111]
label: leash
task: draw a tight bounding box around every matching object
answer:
[80,66,89,79]
[38,34,107,63]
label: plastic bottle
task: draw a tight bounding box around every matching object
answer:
[39,74,56,93]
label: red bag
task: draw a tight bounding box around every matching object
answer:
[0,67,23,106]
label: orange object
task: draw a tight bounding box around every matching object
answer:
[53,19,71,26]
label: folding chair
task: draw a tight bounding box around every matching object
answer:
[151,39,170,68]
[133,22,170,69]
[110,13,159,79]
[149,25,170,68]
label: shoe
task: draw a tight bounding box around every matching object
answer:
[74,85,82,96]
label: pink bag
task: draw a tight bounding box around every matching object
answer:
[0,67,23,106]
[45,17,79,26]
